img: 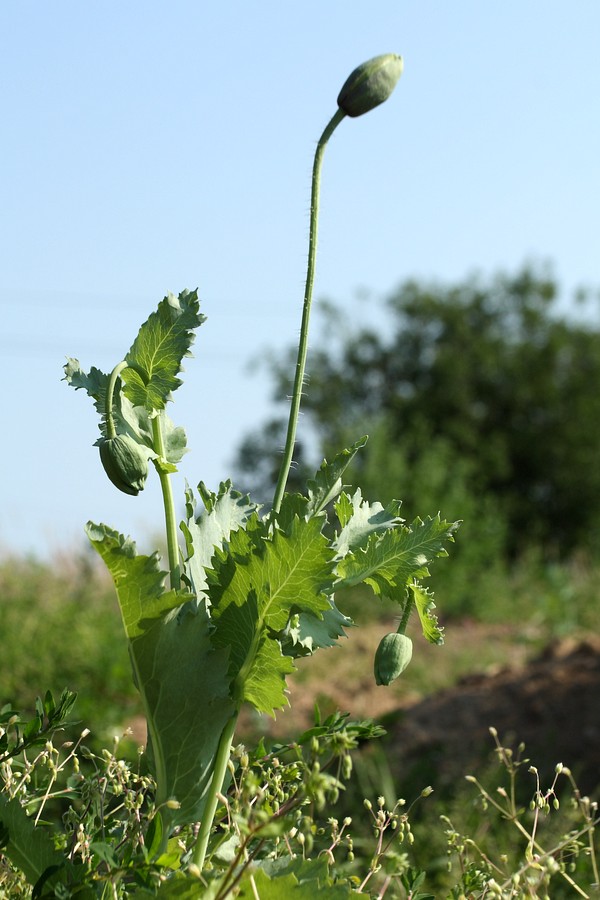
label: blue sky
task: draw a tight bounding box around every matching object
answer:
[2,2,600,557]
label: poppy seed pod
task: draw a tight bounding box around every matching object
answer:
[337,53,403,118]
[99,434,149,496]
[374,632,413,685]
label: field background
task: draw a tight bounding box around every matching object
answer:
[2,546,597,757]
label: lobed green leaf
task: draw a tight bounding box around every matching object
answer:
[86,522,235,826]
[86,522,190,639]
[305,436,368,516]
[334,488,404,556]
[409,580,445,645]
[278,600,352,657]
[209,515,335,633]
[208,516,337,714]
[123,289,205,411]
[336,512,459,599]
[181,481,260,600]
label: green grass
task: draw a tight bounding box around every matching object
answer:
[0,549,141,745]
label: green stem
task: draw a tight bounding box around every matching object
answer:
[131,649,170,855]
[272,107,346,514]
[151,415,181,589]
[397,592,414,635]
[104,360,129,438]
[148,414,181,848]
[192,622,264,872]
[193,711,239,872]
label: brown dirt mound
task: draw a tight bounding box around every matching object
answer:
[381,636,600,794]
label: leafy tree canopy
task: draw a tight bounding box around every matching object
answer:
[234,267,600,559]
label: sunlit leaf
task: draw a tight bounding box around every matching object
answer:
[122,289,205,411]
[181,481,259,600]
[409,581,444,645]
[336,513,458,600]
[209,516,337,714]
[305,436,368,516]
[86,523,235,826]
[334,488,403,556]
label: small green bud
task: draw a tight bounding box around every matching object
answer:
[99,434,149,495]
[342,754,353,780]
[374,632,413,685]
[337,53,403,118]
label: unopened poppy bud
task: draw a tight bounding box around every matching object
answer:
[374,632,413,685]
[99,434,149,495]
[337,53,403,118]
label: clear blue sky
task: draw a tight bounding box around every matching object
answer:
[2,2,600,558]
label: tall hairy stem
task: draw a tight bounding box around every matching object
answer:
[193,106,347,872]
[272,107,346,514]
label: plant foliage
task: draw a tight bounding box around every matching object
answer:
[234,267,600,559]
[39,280,458,893]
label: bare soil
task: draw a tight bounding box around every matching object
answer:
[381,635,600,795]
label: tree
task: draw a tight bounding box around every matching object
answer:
[234,267,600,560]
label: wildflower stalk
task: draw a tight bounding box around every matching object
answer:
[272,107,346,514]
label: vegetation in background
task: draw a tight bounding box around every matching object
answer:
[0,553,135,738]
[345,728,600,898]
[234,267,600,615]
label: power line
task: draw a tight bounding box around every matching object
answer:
[0,337,254,360]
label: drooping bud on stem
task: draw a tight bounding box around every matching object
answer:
[99,434,149,495]
[99,359,148,495]
[272,52,403,515]
[374,632,413,685]
[337,53,403,118]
